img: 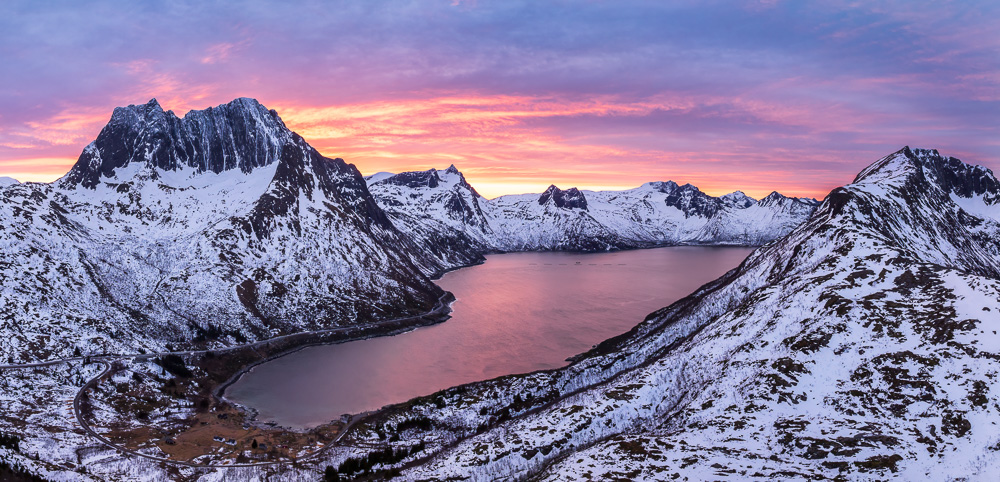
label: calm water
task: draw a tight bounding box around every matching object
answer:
[225,247,752,429]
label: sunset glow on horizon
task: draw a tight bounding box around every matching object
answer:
[1,1,997,200]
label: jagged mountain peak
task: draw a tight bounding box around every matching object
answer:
[538,185,588,210]
[645,180,679,193]
[853,146,1000,203]
[755,191,821,213]
[118,97,162,114]
[759,190,787,204]
[379,169,442,189]
[720,190,756,208]
[371,165,483,199]
[437,165,482,198]
[60,97,293,189]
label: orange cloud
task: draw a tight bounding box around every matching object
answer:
[274,94,840,199]
[0,157,76,182]
[0,93,846,200]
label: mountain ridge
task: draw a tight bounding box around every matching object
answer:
[367,165,821,258]
[60,98,290,189]
[367,146,1000,481]
[0,98,447,363]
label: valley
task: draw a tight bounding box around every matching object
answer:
[0,98,997,481]
[225,247,753,429]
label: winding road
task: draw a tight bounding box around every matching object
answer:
[0,293,453,469]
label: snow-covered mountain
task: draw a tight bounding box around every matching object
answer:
[0,98,446,363]
[363,165,493,269]
[349,147,1000,480]
[0,96,815,364]
[367,168,820,255]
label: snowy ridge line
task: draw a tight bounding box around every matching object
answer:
[391,146,1000,480]
[365,165,821,267]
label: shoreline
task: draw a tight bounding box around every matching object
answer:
[216,244,761,431]
[216,294,456,433]
[0,244,760,469]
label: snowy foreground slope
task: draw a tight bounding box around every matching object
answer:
[366,166,819,260]
[0,98,446,363]
[372,147,1000,480]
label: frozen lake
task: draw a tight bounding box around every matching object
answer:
[225,246,753,429]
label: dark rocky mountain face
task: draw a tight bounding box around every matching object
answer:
[381,169,442,189]
[60,98,290,189]
[537,185,588,210]
[0,98,447,363]
[661,183,720,218]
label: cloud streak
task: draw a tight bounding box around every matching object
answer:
[0,0,996,198]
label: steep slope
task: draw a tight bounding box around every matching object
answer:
[365,147,1000,480]
[367,168,820,252]
[485,185,633,251]
[581,182,819,247]
[0,98,443,363]
[693,190,820,244]
[365,165,492,269]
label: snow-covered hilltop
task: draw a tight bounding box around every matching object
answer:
[0,98,446,363]
[367,167,820,257]
[379,147,1000,480]
[363,165,494,269]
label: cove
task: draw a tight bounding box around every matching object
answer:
[225,246,753,429]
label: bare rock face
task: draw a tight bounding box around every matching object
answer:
[538,185,589,210]
[61,98,291,189]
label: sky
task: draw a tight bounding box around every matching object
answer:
[0,1,997,199]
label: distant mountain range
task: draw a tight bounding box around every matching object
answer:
[366,164,819,265]
[0,98,812,363]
